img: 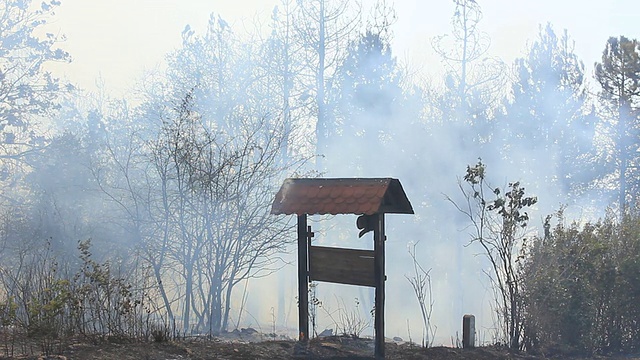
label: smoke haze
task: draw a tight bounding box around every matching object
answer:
[2,0,639,349]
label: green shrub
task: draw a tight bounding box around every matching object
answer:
[523,210,640,355]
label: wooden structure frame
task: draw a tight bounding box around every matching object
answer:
[271,178,414,359]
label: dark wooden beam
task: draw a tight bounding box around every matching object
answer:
[297,214,309,342]
[374,213,386,359]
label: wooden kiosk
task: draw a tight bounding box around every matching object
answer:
[271,178,414,359]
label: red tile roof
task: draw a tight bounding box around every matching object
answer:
[270,178,414,215]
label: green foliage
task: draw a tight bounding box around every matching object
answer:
[71,239,143,337]
[523,209,640,355]
[0,236,153,343]
[26,279,71,337]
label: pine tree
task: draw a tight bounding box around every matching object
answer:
[332,30,402,173]
[595,36,640,211]
[498,24,595,202]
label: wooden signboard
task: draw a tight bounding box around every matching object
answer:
[271,178,415,359]
[308,245,376,287]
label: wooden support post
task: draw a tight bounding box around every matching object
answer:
[297,214,309,342]
[463,314,475,348]
[374,213,386,359]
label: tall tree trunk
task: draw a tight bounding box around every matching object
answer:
[315,0,327,171]
[208,275,222,334]
[183,262,193,333]
[459,0,468,120]
[155,176,174,324]
[221,271,237,332]
[280,5,293,165]
[619,99,628,213]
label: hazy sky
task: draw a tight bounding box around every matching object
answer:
[48,0,640,96]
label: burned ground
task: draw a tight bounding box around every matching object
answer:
[2,334,639,360]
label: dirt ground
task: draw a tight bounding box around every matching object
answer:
[3,333,640,360]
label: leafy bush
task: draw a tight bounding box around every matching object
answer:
[0,237,166,346]
[522,209,640,355]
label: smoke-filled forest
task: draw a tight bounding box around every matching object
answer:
[1,0,640,358]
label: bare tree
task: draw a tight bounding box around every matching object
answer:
[146,91,301,334]
[446,160,537,350]
[405,241,436,347]
[257,1,304,163]
[0,0,71,160]
[293,0,361,169]
[432,0,504,125]
[0,0,73,211]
